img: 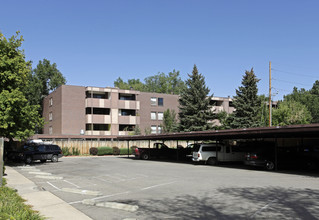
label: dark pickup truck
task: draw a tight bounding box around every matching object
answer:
[134,143,192,160]
[6,143,63,164]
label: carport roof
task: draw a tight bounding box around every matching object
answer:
[117,124,319,141]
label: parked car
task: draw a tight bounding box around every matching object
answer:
[134,143,192,161]
[8,143,63,164]
[134,143,174,160]
[301,146,319,170]
[192,143,245,165]
[244,143,299,170]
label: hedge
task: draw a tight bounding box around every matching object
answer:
[97,147,113,156]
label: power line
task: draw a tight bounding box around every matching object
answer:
[271,68,318,79]
[272,78,312,87]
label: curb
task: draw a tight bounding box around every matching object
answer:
[5,166,92,220]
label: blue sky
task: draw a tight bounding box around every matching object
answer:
[1,0,318,100]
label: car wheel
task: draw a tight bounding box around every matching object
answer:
[25,156,32,164]
[265,161,275,170]
[142,154,149,160]
[51,155,58,162]
[40,159,46,163]
[207,157,217,165]
[305,160,316,170]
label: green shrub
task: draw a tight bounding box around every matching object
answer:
[89,147,98,155]
[62,147,70,156]
[97,147,113,156]
[119,148,133,155]
[72,147,80,156]
[112,147,120,155]
[0,183,44,220]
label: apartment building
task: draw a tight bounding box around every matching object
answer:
[43,85,140,138]
[40,85,235,139]
[139,92,179,134]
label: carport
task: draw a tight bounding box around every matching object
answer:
[118,124,319,170]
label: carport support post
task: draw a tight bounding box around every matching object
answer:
[275,138,278,171]
[176,140,179,161]
[0,138,3,187]
[148,140,151,158]
[127,140,130,158]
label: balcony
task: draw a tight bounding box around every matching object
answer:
[118,115,140,124]
[86,98,111,108]
[86,115,111,124]
[85,130,111,135]
[118,100,140,110]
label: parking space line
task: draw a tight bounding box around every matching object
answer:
[61,188,102,196]
[63,180,81,188]
[47,181,61,190]
[35,175,63,180]
[29,171,52,175]
[68,191,132,205]
[250,199,278,218]
[93,176,113,183]
[141,181,177,191]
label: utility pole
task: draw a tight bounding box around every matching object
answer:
[269,61,272,127]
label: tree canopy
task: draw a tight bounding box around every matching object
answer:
[178,65,214,132]
[161,109,178,133]
[283,81,319,123]
[272,100,312,126]
[25,59,66,115]
[114,70,186,94]
[0,32,43,140]
[230,68,261,128]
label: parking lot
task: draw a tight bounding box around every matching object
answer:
[10,156,319,220]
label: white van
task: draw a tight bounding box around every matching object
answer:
[192,143,245,165]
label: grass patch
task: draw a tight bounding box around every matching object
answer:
[0,179,45,220]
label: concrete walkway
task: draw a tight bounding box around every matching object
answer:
[5,166,92,220]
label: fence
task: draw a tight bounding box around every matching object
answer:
[51,140,190,155]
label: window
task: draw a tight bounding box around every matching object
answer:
[49,98,53,106]
[119,109,136,116]
[158,98,164,106]
[86,124,110,131]
[119,124,135,131]
[158,112,163,120]
[49,126,53,135]
[151,112,156,120]
[49,112,53,121]
[151,125,157,134]
[86,108,110,115]
[158,126,162,134]
[37,145,45,152]
[202,146,221,152]
[86,91,108,99]
[151,97,157,106]
[119,94,136,100]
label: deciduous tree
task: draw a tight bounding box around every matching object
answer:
[272,100,312,125]
[26,59,66,115]
[0,31,43,140]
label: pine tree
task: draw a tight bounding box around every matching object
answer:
[231,68,261,128]
[178,65,214,132]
